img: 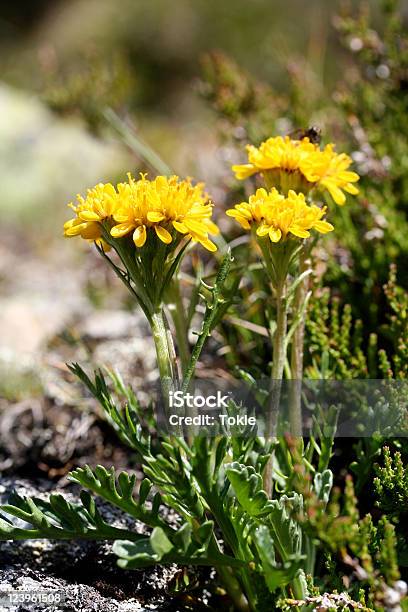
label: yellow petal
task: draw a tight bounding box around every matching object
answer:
[233,207,252,220]
[79,222,102,240]
[256,224,270,237]
[345,184,359,195]
[324,182,346,205]
[133,225,147,247]
[113,210,132,223]
[314,221,334,234]
[111,222,135,238]
[155,225,172,244]
[147,191,161,207]
[232,216,251,230]
[198,237,217,252]
[289,227,310,239]
[63,218,78,231]
[94,238,111,252]
[232,164,257,180]
[64,221,88,237]
[226,209,238,218]
[341,171,360,182]
[204,220,220,235]
[104,183,117,197]
[173,220,188,234]
[183,219,208,238]
[78,210,101,222]
[147,211,165,223]
[268,228,282,242]
[227,209,251,228]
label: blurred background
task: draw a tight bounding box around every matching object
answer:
[0,0,395,224]
[1,0,407,412]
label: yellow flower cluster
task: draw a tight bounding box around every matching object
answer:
[232,136,359,205]
[226,188,334,243]
[64,174,219,252]
[64,183,117,242]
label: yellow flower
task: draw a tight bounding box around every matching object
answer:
[64,183,118,240]
[226,188,334,243]
[110,174,219,252]
[302,144,360,205]
[233,136,317,180]
[232,136,359,205]
[64,174,219,253]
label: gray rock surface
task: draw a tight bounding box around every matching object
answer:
[0,478,180,612]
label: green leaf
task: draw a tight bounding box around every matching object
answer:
[173,522,192,554]
[113,538,156,567]
[268,494,304,561]
[151,527,173,557]
[68,364,151,454]
[253,525,305,593]
[68,465,171,533]
[113,521,245,570]
[158,240,190,303]
[313,470,333,505]
[0,491,140,542]
[226,462,274,517]
[142,440,206,522]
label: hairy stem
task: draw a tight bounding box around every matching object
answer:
[166,279,191,375]
[263,279,288,497]
[289,246,310,436]
[165,281,197,441]
[151,309,179,409]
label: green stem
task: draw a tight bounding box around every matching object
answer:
[237,567,258,612]
[215,559,251,611]
[166,279,196,442]
[151,309,179,408]
[263,278,288,497]
[271,281,288,386]
[166,279,190,375]
[289,246,310,436]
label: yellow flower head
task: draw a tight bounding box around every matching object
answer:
[232,136,360,205]
[64,182,118,240]
[110,174,219,252]
[302,144,360,205]
[226,187,334,243]
[64,174,219,253]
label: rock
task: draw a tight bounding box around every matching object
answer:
[0,478,179,611]
[0,568,144,612]
[0,298,75,356]
[0,84,129,221]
